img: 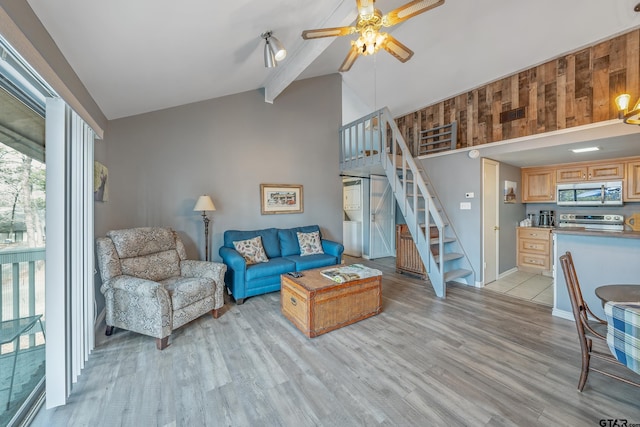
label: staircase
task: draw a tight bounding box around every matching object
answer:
[339,108,474,297]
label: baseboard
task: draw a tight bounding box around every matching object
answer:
[552,308,574,321]
[498,267,518,279]
[474,280,484,288]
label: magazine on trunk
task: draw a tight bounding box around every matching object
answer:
[320,264,382,283]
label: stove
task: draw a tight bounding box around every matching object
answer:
[557,213,625,231]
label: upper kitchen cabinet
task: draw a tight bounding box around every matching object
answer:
[626,160,640,201]
[556,162,624,183]
[522,167,556,203]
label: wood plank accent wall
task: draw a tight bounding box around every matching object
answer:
[395,29,640,151]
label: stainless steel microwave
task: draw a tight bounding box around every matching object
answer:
[556,181,623,206]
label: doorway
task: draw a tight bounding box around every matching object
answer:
[369,175,395,259]
[482,159,499,285]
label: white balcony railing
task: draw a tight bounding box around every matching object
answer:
[0,247,46,352]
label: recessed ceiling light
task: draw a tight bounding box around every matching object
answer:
[571,147,600,153]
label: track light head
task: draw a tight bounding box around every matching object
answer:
[261,31,286,68]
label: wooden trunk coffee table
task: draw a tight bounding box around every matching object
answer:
[280,265,382,338]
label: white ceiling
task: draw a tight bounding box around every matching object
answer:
[23,0,640,167]
[25,0,640,119]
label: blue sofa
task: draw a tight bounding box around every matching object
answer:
[219,225,344,304]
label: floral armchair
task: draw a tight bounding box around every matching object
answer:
[96,227,226,350]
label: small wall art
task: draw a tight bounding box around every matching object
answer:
[94,161,109,202]
[504,180,517,204]
[260,184,304,214]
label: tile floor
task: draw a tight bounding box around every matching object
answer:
[484,270,554,307]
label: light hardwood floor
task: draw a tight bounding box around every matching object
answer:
[32,257,640,426]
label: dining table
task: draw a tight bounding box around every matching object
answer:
[595,284,640,307]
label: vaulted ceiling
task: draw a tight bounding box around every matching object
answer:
[26,0,640,123]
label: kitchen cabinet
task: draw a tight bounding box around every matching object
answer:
[517,227,552,275]
[556,166,587,183]
[588,162,624,180]
[556,162,624,183]
[522,168,556,202]
[626,160,640,201]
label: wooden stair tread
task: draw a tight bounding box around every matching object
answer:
[430,237,456,245]
[436,253,464,263]
[444,269,473,282]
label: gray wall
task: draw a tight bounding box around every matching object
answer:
[421,151,483,282]
[420,152,526,284]
[95,74,343,313]
[498,162,525,274]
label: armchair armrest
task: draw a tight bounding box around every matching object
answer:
[322,239,344,259]
[101,275,171,339]
[181,260,227,311]
[104,275,168,299]
[181,260,227,281]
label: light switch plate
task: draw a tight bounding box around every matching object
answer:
[460,202,471,210]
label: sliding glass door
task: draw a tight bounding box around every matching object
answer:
[0,36,51,427]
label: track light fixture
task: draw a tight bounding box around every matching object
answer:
[261,31,286,68]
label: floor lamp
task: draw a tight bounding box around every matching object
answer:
[193,195,216,261]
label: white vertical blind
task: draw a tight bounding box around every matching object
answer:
[45,98,95,408]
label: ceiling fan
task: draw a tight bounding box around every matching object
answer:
[302,0,444,72]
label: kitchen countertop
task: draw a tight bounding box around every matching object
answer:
[552,227,640,239]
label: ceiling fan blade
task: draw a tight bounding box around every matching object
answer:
[339,45,360,72]
[382,0,444,27]
[302,26,356,40]
[382,34,414,63]
[356,0,375,18]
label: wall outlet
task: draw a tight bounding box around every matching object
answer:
[460,202,471,210]
[465,192,474,198]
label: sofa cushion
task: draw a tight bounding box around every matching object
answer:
[120,249,181,281]
[279,225,321,257]
[108,227,176,258]
[161,276,214,310]
[233,236,269,265]
[224,228,281,258]
[284,253,338,271]
[297,231,324,256]
[246,258,295,281]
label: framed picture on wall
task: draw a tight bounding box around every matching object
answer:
[504,180,517,203]
[260,184,304,214]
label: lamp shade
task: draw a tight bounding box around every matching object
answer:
[616,94,631,112]
[194,195,216,212]
[269,35,287,61]
[264,41,277,68]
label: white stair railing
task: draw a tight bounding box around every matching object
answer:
[339,108,444,295]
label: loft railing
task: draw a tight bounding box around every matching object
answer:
[339,110,384,171]
[418,122,457,156]
[0,247,46,352]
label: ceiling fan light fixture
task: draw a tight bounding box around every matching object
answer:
[261,31,286,68]
[302,0,444,71]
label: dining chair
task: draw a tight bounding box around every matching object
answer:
[560,251,640,391]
